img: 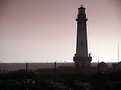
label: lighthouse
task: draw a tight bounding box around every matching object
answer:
[73,5,92,67]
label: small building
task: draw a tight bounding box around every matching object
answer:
[112,62,121,71]
[116,62,121,68]
[98,62,108,72]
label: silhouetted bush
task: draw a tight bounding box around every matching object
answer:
[0,70,121,90]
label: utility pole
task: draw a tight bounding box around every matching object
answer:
[26,63,28,71]
[98,60,99,73]
[25,63,28,90]
[54,62,56,81]
[118,44,119,62]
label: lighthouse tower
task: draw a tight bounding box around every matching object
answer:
[73,5,92,67]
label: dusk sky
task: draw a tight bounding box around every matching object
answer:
[0,0,121,63]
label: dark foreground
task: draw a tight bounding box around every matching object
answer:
[0,69,121,90]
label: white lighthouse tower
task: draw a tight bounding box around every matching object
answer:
[73,5,92,67]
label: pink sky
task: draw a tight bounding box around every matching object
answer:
[0,0,121,62]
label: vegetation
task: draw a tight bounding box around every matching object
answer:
[0,69,121,90]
